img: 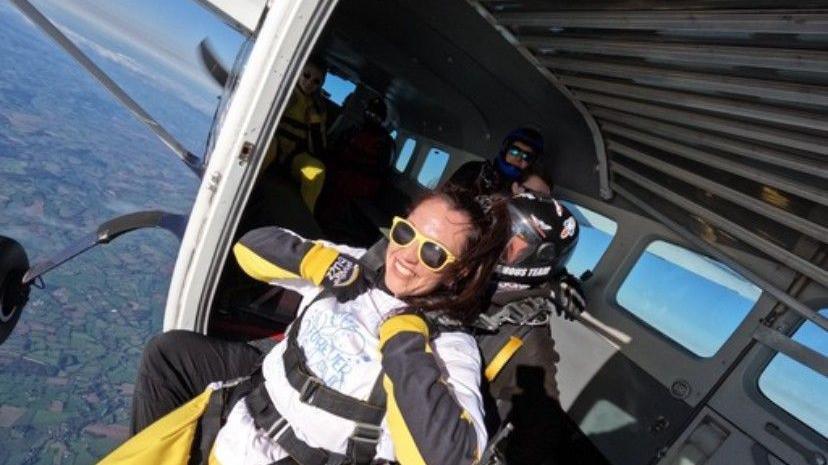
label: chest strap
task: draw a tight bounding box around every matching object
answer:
[282,308,386,425]
[247,380,386,465]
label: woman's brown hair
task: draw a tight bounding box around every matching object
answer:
[401,185,510,323]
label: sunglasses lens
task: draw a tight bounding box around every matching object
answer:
[421,242,449,270]
[508,147,533,161]
[391,220,416,246]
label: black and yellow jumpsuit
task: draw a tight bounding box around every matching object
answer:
[120,227,487,465]
[264,90,328,213]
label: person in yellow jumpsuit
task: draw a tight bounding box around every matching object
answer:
[262,58,329,213]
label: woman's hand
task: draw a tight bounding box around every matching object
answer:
[320,254,374,302]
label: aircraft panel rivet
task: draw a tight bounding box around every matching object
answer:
[670,379,691,399]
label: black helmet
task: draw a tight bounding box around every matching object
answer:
[364,96,387,124]
[494,192,579,285]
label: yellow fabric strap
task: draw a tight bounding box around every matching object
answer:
[98,388,214,465]
[299,242,339,286]
[379,314,430,349]
[383,376,427,465]
[484,336,524,382]
[233,243,300,283]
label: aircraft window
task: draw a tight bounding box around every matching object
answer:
[395,138,417,172]
[417,147,450,189]
[560,201,617,278]
[616,240,762,357]
[758,309,828,437]
[321,73,356,106]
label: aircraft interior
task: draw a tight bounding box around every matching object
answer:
[0,0,824,463]
[202,1,827,465]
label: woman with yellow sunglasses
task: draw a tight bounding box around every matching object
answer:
[126,186,509,465]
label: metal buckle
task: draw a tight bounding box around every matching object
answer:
[350,423,383,444]
[265,417,288,439]
[298,375,323,402]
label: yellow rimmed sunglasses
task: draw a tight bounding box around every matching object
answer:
[389,216,457,272]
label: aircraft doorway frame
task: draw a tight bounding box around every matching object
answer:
[163,0,340,332]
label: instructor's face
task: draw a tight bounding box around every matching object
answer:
[384,197,470,298]
[297,64,324,95]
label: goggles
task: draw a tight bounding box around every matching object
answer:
[389,217,457,272]
[506,146,536,162]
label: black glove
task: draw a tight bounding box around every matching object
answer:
[320,254,375,303]
[552,272,586,320]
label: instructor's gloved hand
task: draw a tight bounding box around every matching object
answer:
[552,272,586,320]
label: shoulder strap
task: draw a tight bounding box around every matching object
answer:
[282,308,386,424]
[347,374,387,465]
[362,238,387,273]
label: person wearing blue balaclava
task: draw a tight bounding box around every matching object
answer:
[447,127,545,195]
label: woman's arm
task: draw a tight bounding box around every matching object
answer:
[379,314,485,465]
[234,227,339,285]
[233,227,371,302]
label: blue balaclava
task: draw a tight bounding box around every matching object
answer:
[495,127,544,181]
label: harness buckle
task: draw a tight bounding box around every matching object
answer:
[350,423,383,444]
[265,417,288,439]
[298,375,323,402]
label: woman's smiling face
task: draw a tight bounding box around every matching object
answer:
[384,197,471,298]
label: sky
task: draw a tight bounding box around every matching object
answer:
[28,0,245,115]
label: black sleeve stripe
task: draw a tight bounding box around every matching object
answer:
[236,227,313,277]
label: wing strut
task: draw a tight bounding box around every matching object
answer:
[21,211,188,285]
[9,0,204,177]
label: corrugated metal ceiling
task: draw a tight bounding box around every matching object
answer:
[472,2,827,322]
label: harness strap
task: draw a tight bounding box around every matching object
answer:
[192,374,261,465]
[247,384,337,465]
[483,336,524,382]
[283,311,386,424]
[262,288,388,464]
[248,383,387,465]
[347,375,386,465]
[192,388,227,465]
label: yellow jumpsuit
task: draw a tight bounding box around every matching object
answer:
[263,89,328,213]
